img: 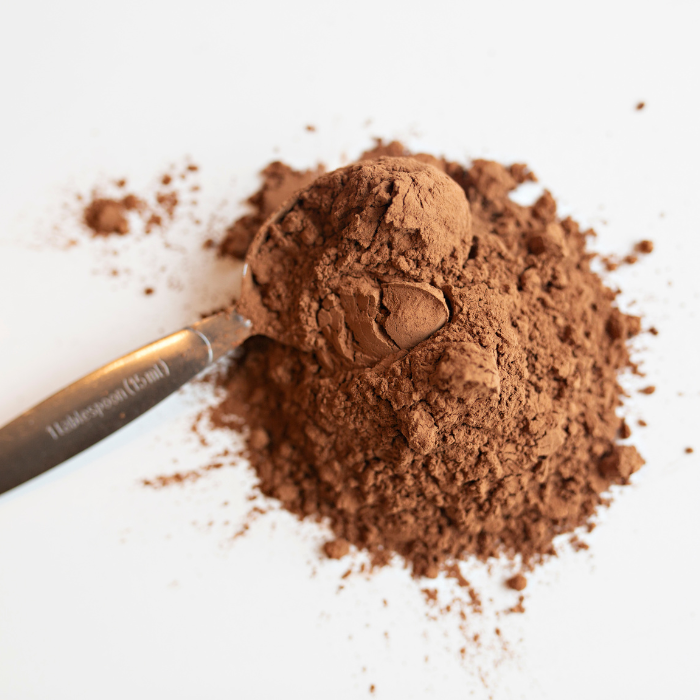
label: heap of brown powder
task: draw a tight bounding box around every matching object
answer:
[212,141,644,577]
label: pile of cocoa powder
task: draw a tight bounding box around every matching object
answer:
[208,140,646,578]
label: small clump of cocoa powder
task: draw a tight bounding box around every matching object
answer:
[505,574,527,592]
[83,195,144,236]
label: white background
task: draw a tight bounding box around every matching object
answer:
[1,1,699,698]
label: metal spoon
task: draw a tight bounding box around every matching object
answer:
[0,198,299,495]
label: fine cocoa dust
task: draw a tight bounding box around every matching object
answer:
[210,141,645,578]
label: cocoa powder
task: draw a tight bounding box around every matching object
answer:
[505,574,527,591]
[219,161,323,259]
[211,142,644,577]
[83,195,144,236]
[81,161,200,237]
[237,157,467,362]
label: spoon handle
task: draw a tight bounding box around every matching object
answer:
[0,310,252,496]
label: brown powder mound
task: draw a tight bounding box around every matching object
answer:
[212,143,644,577]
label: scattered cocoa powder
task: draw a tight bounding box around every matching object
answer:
[142,461,225,489]
[143,469,202,488]
[81,161,200,237]
[436,563,482,612]
[569,534,590,551]
[156,191,179,219]
[600,238,654,272]
[639,385,656,395]
[507,595,526,614]
[422,588,438,603]
[636,102,646,111]
[209,141,645,577]
[685,447,694,454]
[601,256,620,272]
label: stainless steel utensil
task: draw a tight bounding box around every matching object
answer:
[0,309,252,495]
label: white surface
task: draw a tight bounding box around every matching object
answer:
[1,1,699,698]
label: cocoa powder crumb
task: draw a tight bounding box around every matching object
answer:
[422,588,438,603]
[156,192,179,219]
[569,535,590,552]
[144,287,154,296]
[602,256,619,272]
[143,470,202,488]
[686,447,694,454]
[84,197,140,236]
[143,460,228,489]
[620,419,632,439]
[636,101,646,110]
[145,213,162,232]
[639,385,656,395]
[323,538,351,559]
[635,239,654,254]
[505,574,527,592]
